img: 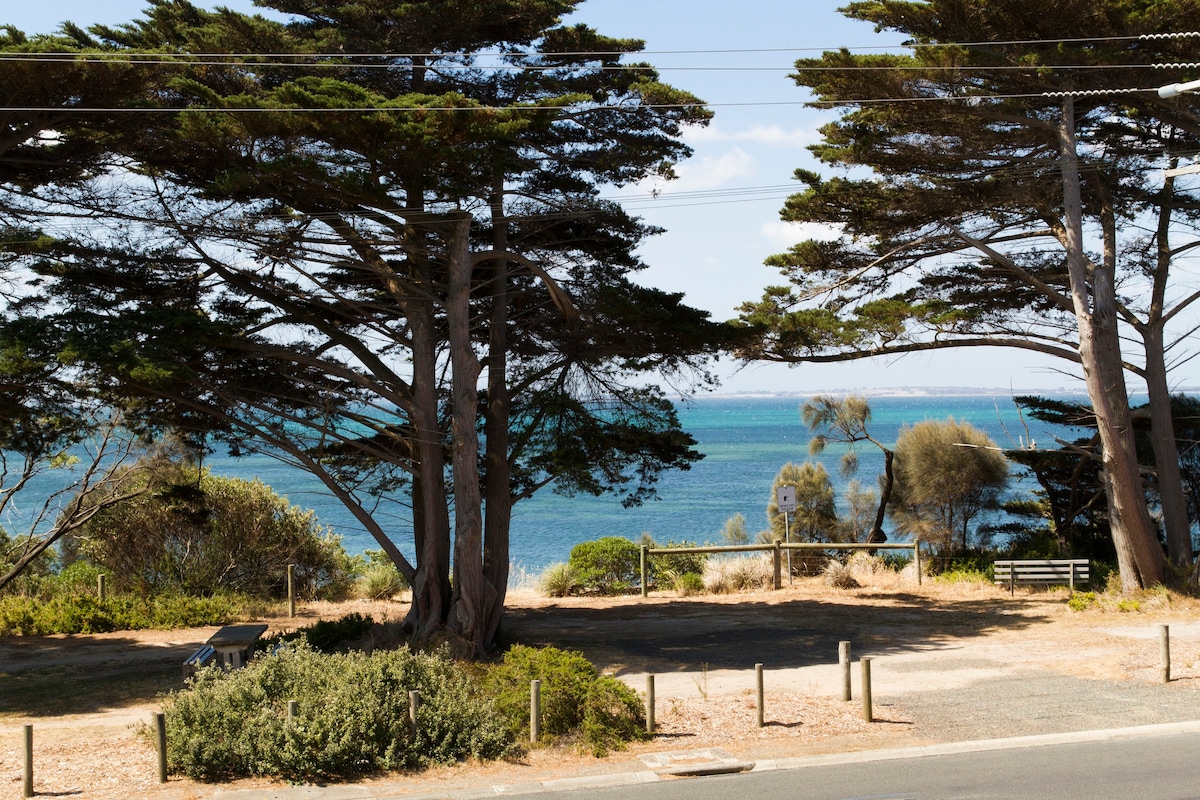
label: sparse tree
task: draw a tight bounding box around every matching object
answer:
[720,512,750,546]
[803,395,893,545]
[890,419,1009,555]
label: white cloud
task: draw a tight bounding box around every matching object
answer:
[759,220,843,248]
[669,146,757,191]
[684,124,818,148]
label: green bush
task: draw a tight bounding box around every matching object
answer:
[567,537,642,595]
[261,613,376,654]
[671,572,705,596]
[0,592,242,635]
[159,641,514,781]
[647,540,709,590]
[64,462,357,600]
[483,644,647,756]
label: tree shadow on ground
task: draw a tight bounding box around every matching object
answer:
[0,633,203,717]
[499,593,1054,677]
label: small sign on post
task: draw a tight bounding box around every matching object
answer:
[777,487,796,583]
[776,486,796,513]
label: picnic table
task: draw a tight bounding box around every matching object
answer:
[205,623,269,669]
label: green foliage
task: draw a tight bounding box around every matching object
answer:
[0,592,241,635]
[671,571,705,596]
[67,462,356,600]
[719,513,750,545]
[766,461,838,544]
[1067,592,1098,612]
[0,529,57,595]
[567,537,642,595]
[262,613,376,654]
[647,539,708,589]
[932,568,991,585]
[158,642,514,781]
[540,562,581,598]
[891,419,1009,555]
[483,645,647,756]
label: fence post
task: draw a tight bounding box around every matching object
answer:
[409,690,420,737]
[287,700,298,722]
[155,712,168,783]
[530,680,541,743]
[22,724,33,798]
[641,545,648,598]
[914,540,922,586]
[839,641,852,701]
[97,573,107,601]
[861,658,873,723]
[287,564,296,618]
[772,540,782,590]
[1160,624,1171,684]
[755,663,765,728]
[646,674,656,734]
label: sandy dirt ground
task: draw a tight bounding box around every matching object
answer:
[3,578,1200,799]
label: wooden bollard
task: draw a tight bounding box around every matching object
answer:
[839,641,852,701]
[530,680,541,743]
[409,690,420,738]
[1160,624,1171,684]
[287,700,298,722]
[22,724,33,798]
[861,658,873,723]
[645,674,656,734]
[640,546,649,598]
[772,540,782,590]
[755,663,765,728]
[287,564,296,618]
[155,712,168,783]
[97,573,107,601]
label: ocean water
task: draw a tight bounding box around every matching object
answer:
[6,393,1086,574]
[197,393,1083,572]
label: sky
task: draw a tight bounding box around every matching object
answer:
[6,1,1197,397]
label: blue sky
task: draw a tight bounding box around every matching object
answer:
[6,1,1190,396]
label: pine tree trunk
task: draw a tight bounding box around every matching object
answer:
[1058,99,1166,590]
[406,222,452,641]
[482,173,512,648]
[445,214,487,659]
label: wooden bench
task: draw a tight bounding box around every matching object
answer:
[182,644,216,679]
[994,558,1090,594]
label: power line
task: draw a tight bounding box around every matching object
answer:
[3,30,1198,60]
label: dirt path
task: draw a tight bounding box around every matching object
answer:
[3,583,1200,799]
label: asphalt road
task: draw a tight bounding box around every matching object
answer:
[528,729,1200,800]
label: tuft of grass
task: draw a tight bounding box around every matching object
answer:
[823,561,860,589]
[540,562,581,598]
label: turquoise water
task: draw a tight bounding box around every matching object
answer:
[203,394,1081,572]
[8,394,1085,572]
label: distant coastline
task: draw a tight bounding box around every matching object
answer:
[706,386,1195,399]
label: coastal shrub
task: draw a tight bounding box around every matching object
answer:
[159,641,514,781]
[671,571,705,596]
[64,462,357,600]
[0,591,242,635]
[647,540,709,588]
[540,562,580,597]
[483,645,647,756]
[567,537,641,594]
[261,613,376,654]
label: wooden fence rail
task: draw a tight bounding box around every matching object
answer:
[639,539,923,596]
